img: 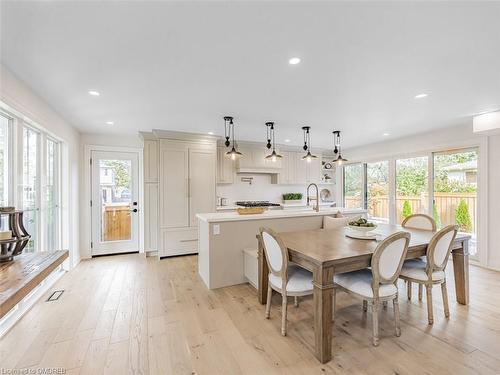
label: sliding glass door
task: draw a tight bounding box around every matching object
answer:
[343,163,363,209]
[396,156,429,223]
[433,149,478,255]
[366,161,389,222]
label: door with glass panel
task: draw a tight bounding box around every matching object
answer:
[91,151,139,255]
[433,149,478,256]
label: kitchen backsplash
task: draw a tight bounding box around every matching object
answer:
[216,174,336,205]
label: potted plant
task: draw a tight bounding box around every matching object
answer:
[282,193,303,205]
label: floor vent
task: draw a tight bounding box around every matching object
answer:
[46,290,64,302]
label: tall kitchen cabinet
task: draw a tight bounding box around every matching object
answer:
[158,137,216,257]
[141,131,216,258]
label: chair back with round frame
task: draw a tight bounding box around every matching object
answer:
[402,214,436,231]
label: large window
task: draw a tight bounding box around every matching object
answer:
[45,138,60,252]
[367,161,389,221]
[396,156,429,223]
[343,164,363,209]
[22,127,39,253]
[0,114,10,206]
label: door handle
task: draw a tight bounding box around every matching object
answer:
[130,208,138,213]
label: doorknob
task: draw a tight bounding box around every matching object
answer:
[130,208,138,213]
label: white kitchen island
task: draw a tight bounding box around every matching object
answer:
[196,207,367,289]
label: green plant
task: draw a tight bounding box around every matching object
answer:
[433,204,441,228]
[402,200,412,218]
[282,193,303,201]
[456,199,472,232]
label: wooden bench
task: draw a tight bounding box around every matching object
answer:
[0,250,69,319]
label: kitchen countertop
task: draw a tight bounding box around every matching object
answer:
[196,207,366,223]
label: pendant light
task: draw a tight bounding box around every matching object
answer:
[301,126,317,163]
[264,122,282,163]
[223,116,243,160]
[332,130,348,166]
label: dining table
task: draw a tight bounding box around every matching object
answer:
[257,223,471,364]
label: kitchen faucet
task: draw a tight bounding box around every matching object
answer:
[306,183,320,212]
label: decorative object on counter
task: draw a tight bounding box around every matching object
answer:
[332,130,348,165]
[301,126,318,162]
[322,162,333,170]
[264,122,282,162]
[0,210,31,262]
[282,193,303,205]
[237,207,266,215]
[319,188,331,202]
[240,177,253,185]
[0,207,15,213]
[223,116,243,160]
[236,201,281,208]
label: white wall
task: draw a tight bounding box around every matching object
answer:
[0,64,81,267]
[344,122,499,270]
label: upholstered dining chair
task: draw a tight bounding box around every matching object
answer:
[259,227,314,336]
[333,232,411,346]
[399,225,458,325]
[401,214,437,301]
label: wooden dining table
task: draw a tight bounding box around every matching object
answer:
[257,224,471,364]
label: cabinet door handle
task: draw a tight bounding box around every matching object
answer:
[180,239,197,243]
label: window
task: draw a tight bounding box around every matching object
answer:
[396,156,429,223]
[366,161,389,222]
[22,127,39,253]
[343,163,363,209]
[0,114,10,206]
[45,138,60,251]
[433,149,478,255]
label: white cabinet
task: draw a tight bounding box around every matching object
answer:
[278,151,297,184]
[278,151,322,184]
[144,183,158,251]
[217,147,234,184]
[307,156,322,184]
[144,140,159,183]
[158,138,216,257]
[160,144,190,228]
[236,146,282,172]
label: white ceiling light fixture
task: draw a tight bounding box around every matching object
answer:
[88,90,100,96]
[105,121,114,125]
[289,57,301,65]
[414,93,428,99]
[473,110,500,134]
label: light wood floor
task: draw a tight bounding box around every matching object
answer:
[1,254,500,374]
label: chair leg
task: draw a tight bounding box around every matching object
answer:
[332,289,337,323]
[425,284,434,325]
[363,300,368,312]
[418,284,423,301]
[441,281,450,318]
[294,296,299,307]
[393,296,401,337]
[281,293,288,336]
[407,281,412,300]
[265,285,272,319]
[372,300,380,346]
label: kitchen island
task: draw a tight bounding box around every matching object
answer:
[196,207,366,289]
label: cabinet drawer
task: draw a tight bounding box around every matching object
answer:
[160,228,198,257]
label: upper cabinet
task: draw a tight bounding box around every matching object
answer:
[144,140,159,183]
[217,147,234,184]
[236,146,282,173]
[277,151,322,185]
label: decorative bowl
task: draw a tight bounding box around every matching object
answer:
[347,224,378,233]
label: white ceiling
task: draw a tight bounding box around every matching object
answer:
[1,1,499,149]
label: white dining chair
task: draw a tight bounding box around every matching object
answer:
[333,232,411,346]
[259,227,314,336]
[401,213,437,301]
[399,225,458,324]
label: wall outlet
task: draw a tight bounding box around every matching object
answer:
[213,224,220,235]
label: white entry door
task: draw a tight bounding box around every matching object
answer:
[91,151,139,256]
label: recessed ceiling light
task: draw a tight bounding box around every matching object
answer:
[383,133,390,136]
[415,93,428,99]
[106,121,114,125]
[284,139,291,143]
[288,57,301,65]
[88,90,100,96]
[208,132,214,135]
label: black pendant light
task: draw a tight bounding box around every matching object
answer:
[223,116,243,160]
[264,122,282,162]
[332,130,348,165]
[301,126,318,163]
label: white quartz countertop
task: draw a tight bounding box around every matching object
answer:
[196,207,366,223]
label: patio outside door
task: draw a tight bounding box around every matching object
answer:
[91,151,139,256]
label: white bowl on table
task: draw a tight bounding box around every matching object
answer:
[346,224,378,239]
